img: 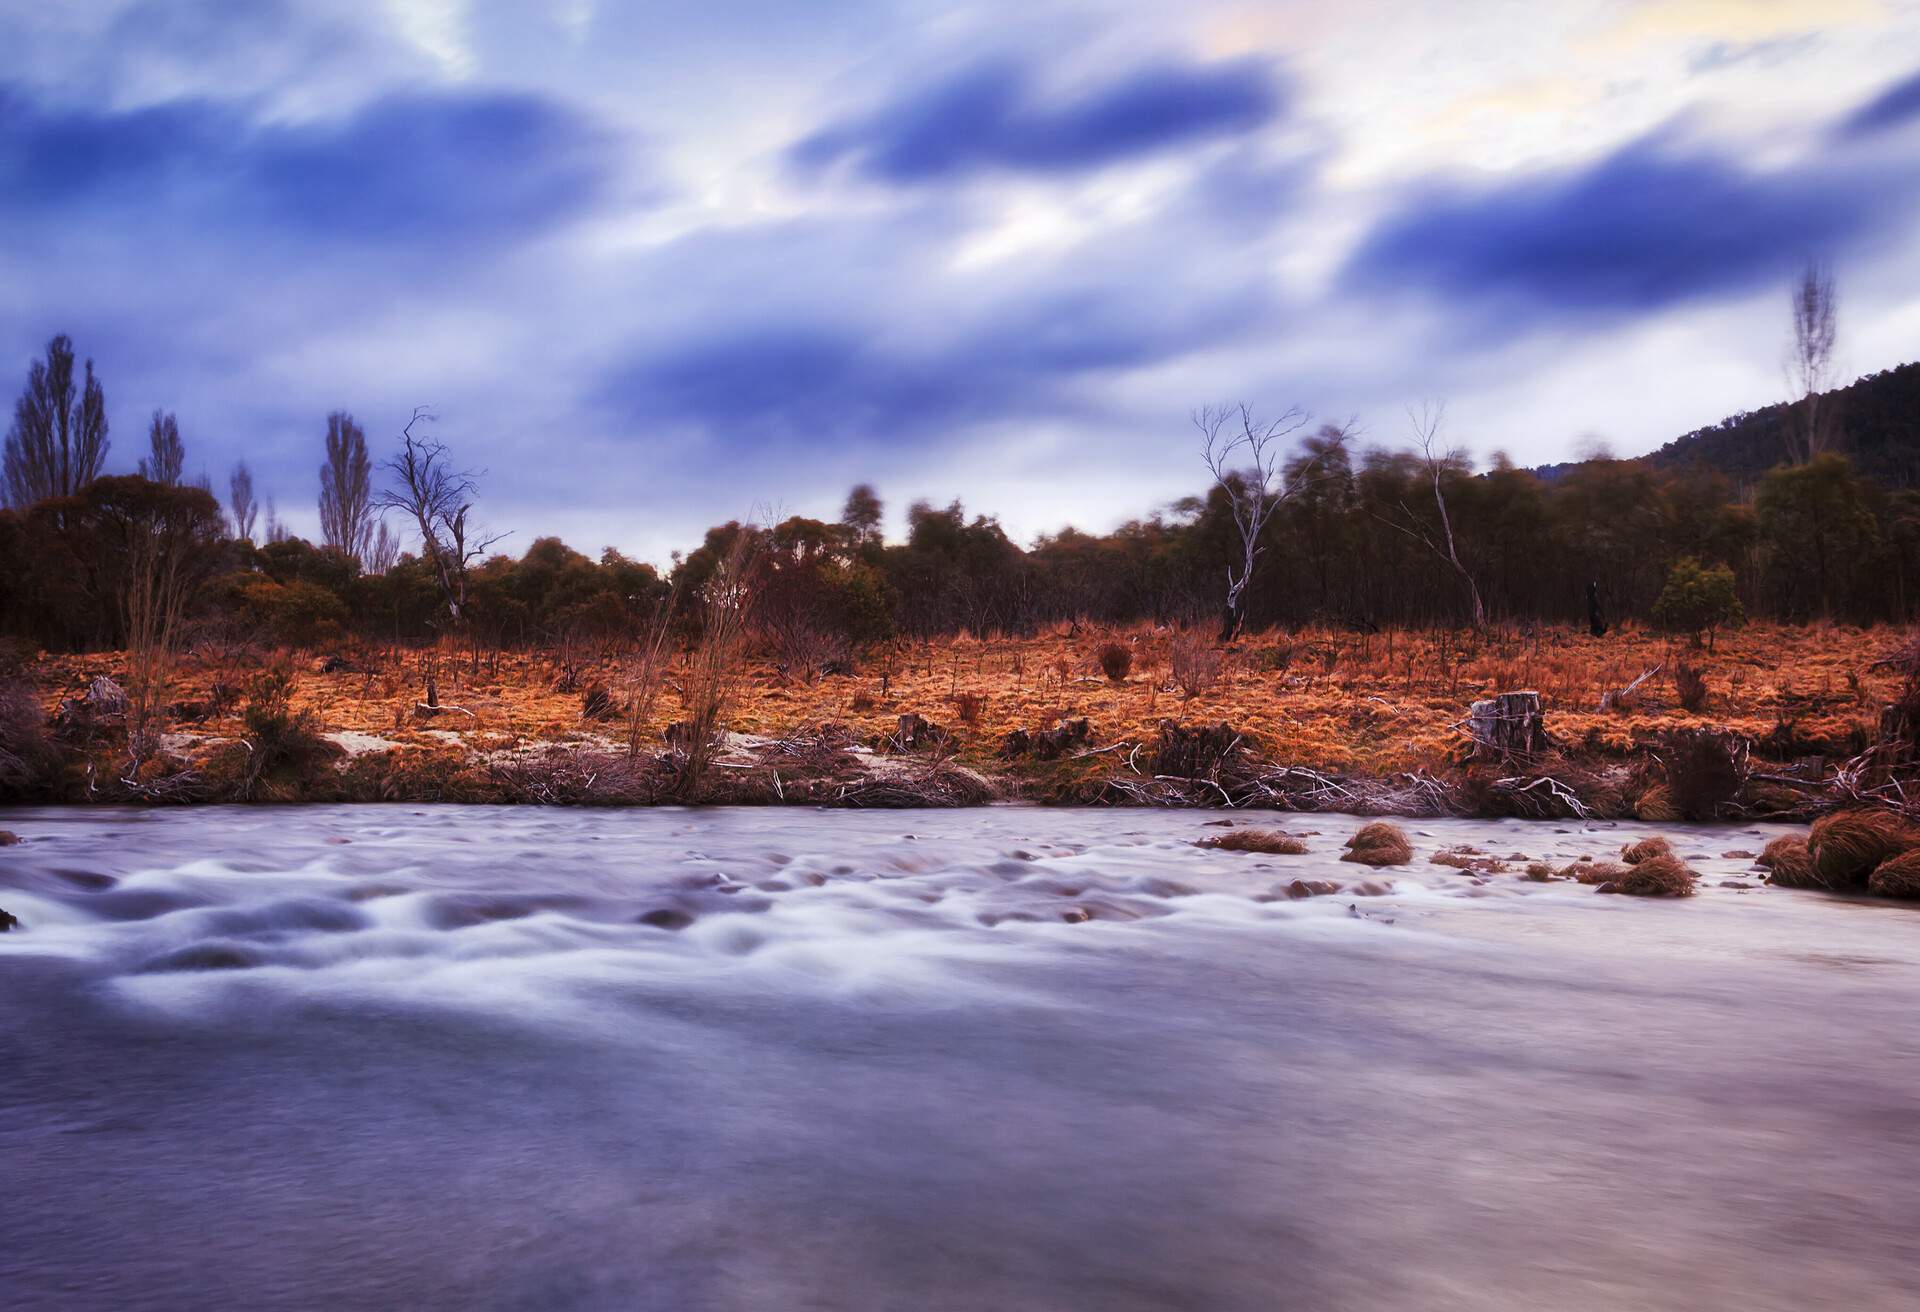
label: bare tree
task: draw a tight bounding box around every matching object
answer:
[372,407,506,623]
[228,461,258,543]
[264,497,290,544]
[1373,401,1488,629]
[317,410,374,563]
[1196,402,1341,640]
[1786,259,1838,464]
[365,517,400,573]
[675,529,761,798]
[139,410,185,484]
[3,334,109,508]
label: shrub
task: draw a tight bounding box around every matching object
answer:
[0,679,61,800]
[1807,809,1919,890]
[1596,853,1696,897]
[1097,641,1132,682]
[1664,729,1748,820]
[1674,661,1709,713]
[951,691,983,724]
[1198,828,1307,854]
[234,666,340,799]
[1652,557,1743,648]
[1170,632,1221,699]
[1342,821,1412,866]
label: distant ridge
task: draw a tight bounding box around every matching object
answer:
[1532,360,1920,488]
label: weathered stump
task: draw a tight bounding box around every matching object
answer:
[1468,691,1546,761]
[891,713,952,753]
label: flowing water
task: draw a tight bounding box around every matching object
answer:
[2,805,1918,1311]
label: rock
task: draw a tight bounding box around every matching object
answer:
[0,830,19,846]
[0,907,18,932]
[637,908,694,930]
[1060,906,1092,923]
[1721,849,1755,860]
[1284,878,1341,899]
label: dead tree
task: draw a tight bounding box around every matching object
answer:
[372,407,505,625]
[1374,401,1487,630]
[1196,402,1341,640]
[1786,260,1838,464]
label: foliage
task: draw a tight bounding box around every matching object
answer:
[1652,557,1743,646]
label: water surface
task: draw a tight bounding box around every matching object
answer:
[2,805,1917,1310]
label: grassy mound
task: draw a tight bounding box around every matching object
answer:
[1621,836,1673,865]
[1341,821,1413,867]
[1756,835,1818,888]
[1198,829,1308,855]
[1564,860,1628,885]
[1596,853,1697,897]
[1808,810,1919,890]
[1867,850,1920,900]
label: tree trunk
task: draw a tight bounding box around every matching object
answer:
[1468,691,1546,761]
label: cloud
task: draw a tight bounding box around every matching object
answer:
[1342,131,1899,318]
[0,83,621,252]
[1837,67,1920,139]
[790,53,1284,183]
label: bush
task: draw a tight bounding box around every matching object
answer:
[234,666,340,799]
[1341,821,1412,866]
[1756,835,1815,887]
[0,679,61,800]
[1674,660,1709,713]
[1097,641,1132,682]
[1198,828,1307,854]
[1170,632,1220,699]
[1652,557,1743,648]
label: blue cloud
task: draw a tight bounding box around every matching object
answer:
[1342,134,1897,315]
[791,54,1283,182]
[0,84,619,250]
[1837,67,1920,138]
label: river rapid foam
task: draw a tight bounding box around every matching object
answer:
[2,805,1917,1311]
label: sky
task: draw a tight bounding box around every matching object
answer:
[4,0,1920,564]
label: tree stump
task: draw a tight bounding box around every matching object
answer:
[1468,691,1546,761]
[891,713,951,753]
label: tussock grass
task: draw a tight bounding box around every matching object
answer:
[1342,821,1413,866]
[1198,828,1308,854]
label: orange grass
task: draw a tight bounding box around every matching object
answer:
[24,620,1897,779]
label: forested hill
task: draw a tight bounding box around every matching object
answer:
[1537,360,1920,488]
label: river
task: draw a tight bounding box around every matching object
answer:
[1,805,1917,1310]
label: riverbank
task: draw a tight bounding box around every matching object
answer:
[0,622,1903,817]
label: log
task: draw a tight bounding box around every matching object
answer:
[1468,691,1546,761]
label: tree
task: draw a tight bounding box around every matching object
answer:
[1196,401,1341,639]
[841,484,883,549]
[365,518,400,573]
[1372,401,1487,629]
[139,411,185,485]
[3,334,109,508]
[229,462,258,543]
[264,498,290,544]
[1786,260,1838,464]
[1653,556,1743,649]
[318,410,374,564]
[372,408,505,623]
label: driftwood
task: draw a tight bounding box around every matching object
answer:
[1466,691,1546,761]
[414,702,477,720]
[1599,663,1662,712]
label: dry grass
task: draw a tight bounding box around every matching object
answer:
[1596,852,1697,897]
[1807,809,1920,890]
[1621,835,1674,865]
[1866,850,1920,900]
[1757,835,1816,887]
[23,620,1897,786]
[1198,828,1308,854]
[1342,821,1413,866]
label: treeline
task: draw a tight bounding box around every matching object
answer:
[3,331,1918,664]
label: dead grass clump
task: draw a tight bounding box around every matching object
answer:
[1674,660,1709,713]
[1633,784,1679,822]
[1755,835,1816,887]
[1621,835,1674,864]
[1808,809,1920,890]
[951,691,983,724]
[1199,828,1308,854]
[1151,720,1245,779]
[1342,821,1413,866]
[490,746,656,805]
[1565,860,1628,885]
[1596,852,1696,897]
[1097,642,1132,682]
[1866,850,1920,900]
[1524,862,1557,881]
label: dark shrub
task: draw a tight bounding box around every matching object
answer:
[1097,641,1132,682]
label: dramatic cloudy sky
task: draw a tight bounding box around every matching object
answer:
[4,0,1920,561]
